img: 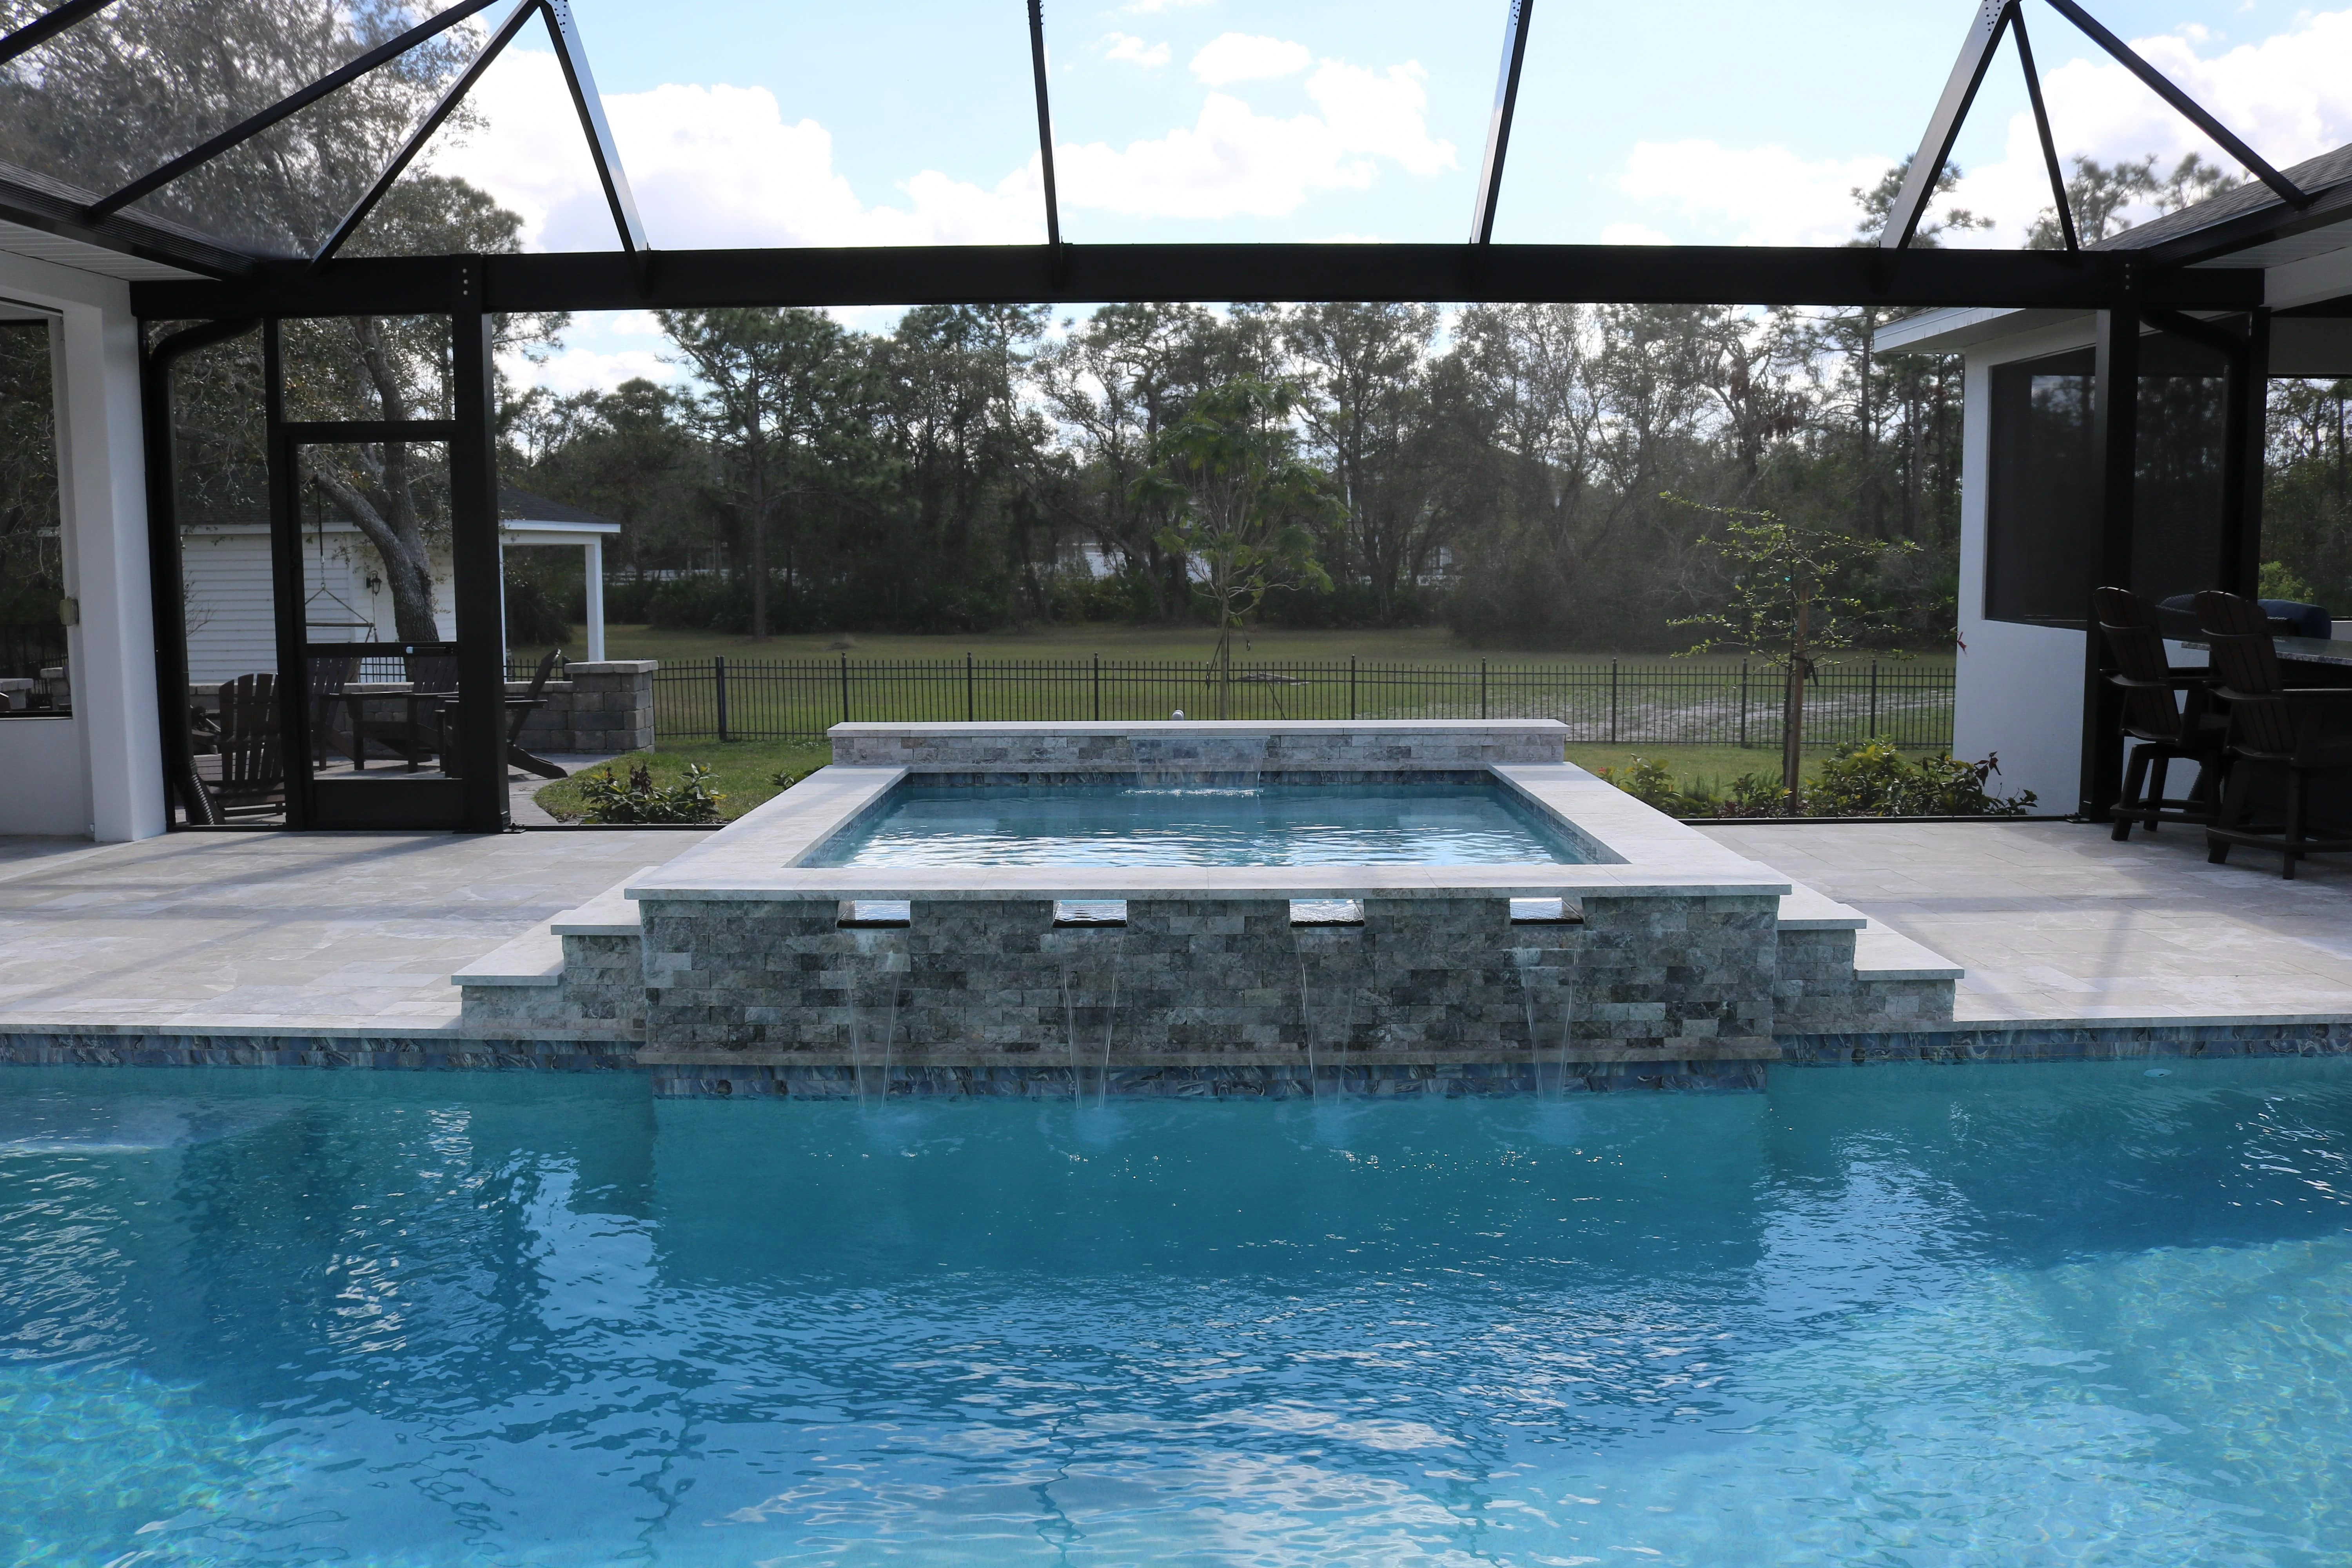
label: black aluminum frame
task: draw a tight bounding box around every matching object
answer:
[26,0,2322,829]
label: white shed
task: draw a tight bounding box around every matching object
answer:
[180,484,619,682]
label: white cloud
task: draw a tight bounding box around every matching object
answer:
[1056,62,1454,220]
[1948,8,2352,243]
[1191,33,1312,85]
[517,343,682,397]
[1127,0,1210,12]
[1604,9,2352,248]
[429,49,1041,251]
[1599,221,1672,245]
[1615,140,1887,245]
[1102,33,1171,68]
[433,41,1450,260]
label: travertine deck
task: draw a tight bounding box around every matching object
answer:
[1,817,2348,1041]
[0,829,699,1035]
[1702,820,2352,1025]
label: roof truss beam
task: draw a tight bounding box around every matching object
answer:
[132,241,2263,321]
[1886,0,2310,251]
[0,0,116,68]
[1882,2,2014,251]
[1470,0,1534,244]
[2041,0,2309,210]
[1026,0,1062,248]
[312,0,540,267]
[541,0,649,263]
[88,0,505,219]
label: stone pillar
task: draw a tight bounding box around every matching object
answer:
[559,659,656,754]
[584,537,606,662]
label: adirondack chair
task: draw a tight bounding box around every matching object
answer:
[190,673,285,820]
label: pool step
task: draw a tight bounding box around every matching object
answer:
[1775,885,1961,1034]
[456,869,654,1040]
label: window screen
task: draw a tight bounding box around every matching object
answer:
[1986,348,2096,626]
[1985,336,2230,628]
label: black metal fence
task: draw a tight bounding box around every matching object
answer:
[0,623,66,680]
[649,655,1956,751]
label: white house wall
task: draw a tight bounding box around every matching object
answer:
[0,250,162,840]
[1953,318,2097,814]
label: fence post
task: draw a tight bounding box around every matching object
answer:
[1609,659,1619,744]
[1349,654,1357,721]
[714,655,729,742]
[840,650,851,725]
[1480,658,1488,720]
[1869,660,1879,738]
[966,650,975,722]
[1738,660,1748,748]
[1093,652,1101,722]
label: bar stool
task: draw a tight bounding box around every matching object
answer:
[2094,586,2227,841]
[2198,590,2352,878]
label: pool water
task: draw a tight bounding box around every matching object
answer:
[811,780,1588,866]
[3,1060,2350,1565]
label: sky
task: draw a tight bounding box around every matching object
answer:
[414,0,2352,395]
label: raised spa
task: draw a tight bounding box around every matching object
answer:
[457,722,1965,1093]
[809,778,1592,867]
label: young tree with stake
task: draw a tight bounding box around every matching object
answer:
[1670,495,1913,811]
[1136,379,1338,717]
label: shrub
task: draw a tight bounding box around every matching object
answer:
[1806,738,2036,818]
[1592,755,1684,810]
[575,761,724,824]
[1596,740,2035,819]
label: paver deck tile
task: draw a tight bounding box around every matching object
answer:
[1706,820,2352,1026]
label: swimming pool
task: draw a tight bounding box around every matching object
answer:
[6,1059,2345,1564]
[808,779,1591,867]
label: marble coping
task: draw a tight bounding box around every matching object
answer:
[625,755,1792,904]
[829,719,1573,771]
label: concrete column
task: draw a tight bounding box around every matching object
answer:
[32,266,164,841]
[585,535,606,661]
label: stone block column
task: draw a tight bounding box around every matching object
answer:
[530,660,656,754]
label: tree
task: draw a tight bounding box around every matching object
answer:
[659,308,853,639]
[285,177,554,642]
[1283,302,1444,620]
[1040,303,1220,619]
[2027,153,2234,249]
[506,379,699,579]
[1671,496,1915,809]
[1136,378,1338,713]
[0,323,59,626]
[0,0,482,257]
[1852,156,1989,249]
[7,1,561,644]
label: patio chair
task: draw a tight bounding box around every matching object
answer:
[2094,586,2228,841]
[2198,590,2352,878]
[437,647,567,781]
[190,673,285,821]
[350,653,459,771]
[308,654,358,768]
[505,646,568,781]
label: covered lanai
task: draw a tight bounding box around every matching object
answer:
[0,0,2332,836]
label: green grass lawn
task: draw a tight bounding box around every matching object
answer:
[528,623,1955,672]
[534,738,830,823]
[1563,742,1915,796]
